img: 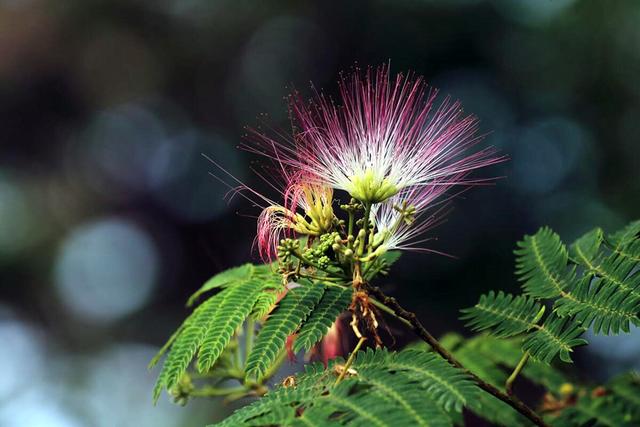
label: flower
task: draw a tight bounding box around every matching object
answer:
[370,181,456,255]
[245,64,504,204]
[256,178,334,261]
[204,155,334,261]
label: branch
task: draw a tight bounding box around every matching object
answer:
[364,284,549,427]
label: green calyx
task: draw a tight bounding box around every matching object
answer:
[348,169,399,204]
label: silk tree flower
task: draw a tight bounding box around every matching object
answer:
[369,177,463,256]
[256,179,334,260]
[205,155,334,261]
[244,65,504,204]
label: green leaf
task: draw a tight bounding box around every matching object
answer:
[383,350,478,413]
[560,224,640,334]
[187,264,254,307]
[152,263,281,401]
[216,348,468,427]
[351,348,478,413]
[460,291,544,338]
[250,274,286,320]
[515,227,577,299]
[607,220,640,249]
[245,282,325,380]
[444,335,532,426]
[293,285,352,353]
[153,292,224,402]
[522,314,587,364]
[468,334,568,392]
[554,276,640,335]
[187,263,279,307]
[606,220,640,266]
[196,279,263,372]
[569,227,604,264]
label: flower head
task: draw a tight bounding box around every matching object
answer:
[245,64,504,204]
[205,155,334,261]
[256,178,334,260]
[370,181,456,255]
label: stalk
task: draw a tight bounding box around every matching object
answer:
[505,306,544,395]
[335,337,367,386]
[506,353,530,396]
[244,318,255,364]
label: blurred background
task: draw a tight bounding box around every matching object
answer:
[1,0,639,425]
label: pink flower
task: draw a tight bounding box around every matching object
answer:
[244,64,505,204]
[370,178,461,255]
[255,176,333,261]
[205,155,333,261]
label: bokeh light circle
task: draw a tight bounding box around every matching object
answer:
[54,218,159,323]
[0,318,45,399]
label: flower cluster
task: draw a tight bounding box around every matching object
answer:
[241,65,504,261]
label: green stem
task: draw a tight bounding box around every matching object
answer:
[233,341,243,370]
[245,318,255,365]
[347,210,354,242]
[370,298,412,328]
[190,385,246,398]
[504,305,544,395]
[506,352,530,396]
[291,249,348,278]
[359,203,372,257]
[298,273,343,282]
[335,337,367,386]
[261,347,288,381]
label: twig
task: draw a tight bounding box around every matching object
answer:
[335,337,367,386]
[506,352,530,396]
[364,284,549,427]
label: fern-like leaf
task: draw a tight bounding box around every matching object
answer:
[153,293,223,401]
[352,348,478,413]
[293,285,352,353]
[245,282,325,380]
[461,291,543,338]
[515,227,576,299]
[439,334,532,426]
[152,263,282,401]
[473,334,568,391]
[214,347,476,426]
[196,280,262,372]
[560,226,640,334]
[187,263,280,307]
[187,263,253,307]
[522,314,587,363]
[569,227,604,264]
[250,273,285,320]
[553,276,640,335]
[572,226,640,301]
[355,367,451,426]
[514,223,640,337]
[607,219,640,249]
